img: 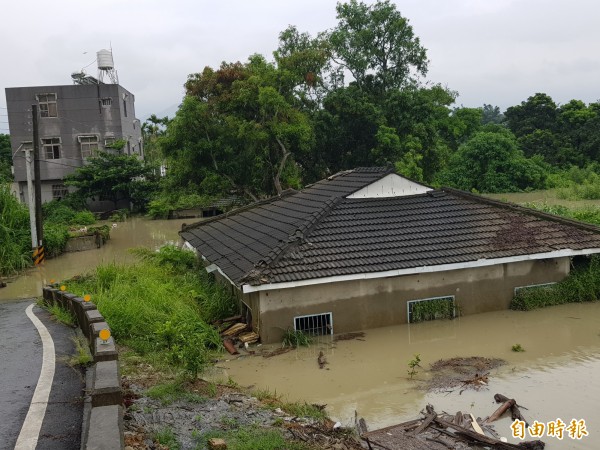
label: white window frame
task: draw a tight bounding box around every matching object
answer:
[514,282,556,295]
[36,93,57,118]
[294,312,333,336]
[407,295,456,324]
[41,137,61,159]
[78,135,99,159]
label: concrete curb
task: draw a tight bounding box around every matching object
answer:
[42,286,124,450]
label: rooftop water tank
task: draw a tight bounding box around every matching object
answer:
[97,49,114,70]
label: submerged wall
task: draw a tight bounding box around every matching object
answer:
[253,258,570,343]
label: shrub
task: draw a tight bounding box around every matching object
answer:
[511,256,600,310]
[0,184,31,275]
[43,223,70,257]
[71,210,96,225]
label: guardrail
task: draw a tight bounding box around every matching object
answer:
[42,286,124,450]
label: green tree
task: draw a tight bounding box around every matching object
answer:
[0,134,12,182]
[65,152,151,209]
[480,104,504,125]
[438,129,547,193]
[505,93,558,137]
[329,0,428,93]
[163,55,313,199]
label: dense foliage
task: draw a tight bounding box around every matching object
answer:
[0,134,11,182]
[65,151,156,211]
[511,256,600,310]
[67,246,237,377]
[148,0,600,205]
[0,184,31,275]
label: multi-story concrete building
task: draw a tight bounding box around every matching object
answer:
[5,80,142,209]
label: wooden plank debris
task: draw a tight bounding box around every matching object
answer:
[360,398,545,450]
[221,322,247,337]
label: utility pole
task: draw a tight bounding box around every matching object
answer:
[24,148,37,249]
[32,104,43,248]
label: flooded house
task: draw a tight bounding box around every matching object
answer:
[180,167,600,343]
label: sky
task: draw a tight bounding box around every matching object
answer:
[1,0,599,132]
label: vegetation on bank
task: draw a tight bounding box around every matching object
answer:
[66,245,237,378]
[511,256,600,310]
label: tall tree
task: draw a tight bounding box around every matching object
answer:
[329,0,428,93]
[163,55,313,200]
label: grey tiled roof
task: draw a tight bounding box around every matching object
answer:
[180,168,600,286]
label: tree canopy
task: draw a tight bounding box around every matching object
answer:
[65,152,151,209]
[149,0,600,203]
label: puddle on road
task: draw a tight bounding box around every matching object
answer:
[0,217,189,302]
[219,303,600,449]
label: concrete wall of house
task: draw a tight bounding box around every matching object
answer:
[5,84,142,205]
[253,258,570,343]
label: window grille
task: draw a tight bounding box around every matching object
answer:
[514,282,556,295]
[37,93,57,117]
[100,97,112,107]
[52,184,69,200]
[41,138,61,159]
[407,296,455,324]
[294,313,333,336]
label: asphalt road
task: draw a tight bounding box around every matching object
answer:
[0,300,84,450]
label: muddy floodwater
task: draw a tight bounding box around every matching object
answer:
[218,303,600,449]
[0,217,188,302]
[3,216,599,448]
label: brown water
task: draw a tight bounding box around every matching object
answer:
[217,303,600,449]
[3,215,598,448]
[0,217,188,302]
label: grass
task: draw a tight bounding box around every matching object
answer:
[251,388,328,421]
[66,245,238,378]
[200,424,315,450]
[153,427,180,450]
[146,381,207,405]
[69,334,93,366]
[0,183,31,275]
[511,344,525,352]
[44,302,76,327]
[281,329,311,348]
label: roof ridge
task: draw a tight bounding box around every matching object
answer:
[180,188,298,232]
[442,187,600,234]
[242,196,343,285]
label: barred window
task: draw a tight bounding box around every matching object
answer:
[52,184,68,200]
[41,138,61,159]
[37,93,57,117]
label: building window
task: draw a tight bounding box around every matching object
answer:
[407,296,455,323]
[100,98,112,107]
[514,283,556,296]
[123,98,127,117]
[78,135,99,158]
[41,138,61,159]
[52,184,69,200]
[294,313,333,336]
[37,93,57,117]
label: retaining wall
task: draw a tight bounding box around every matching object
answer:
[42,286,124,450]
